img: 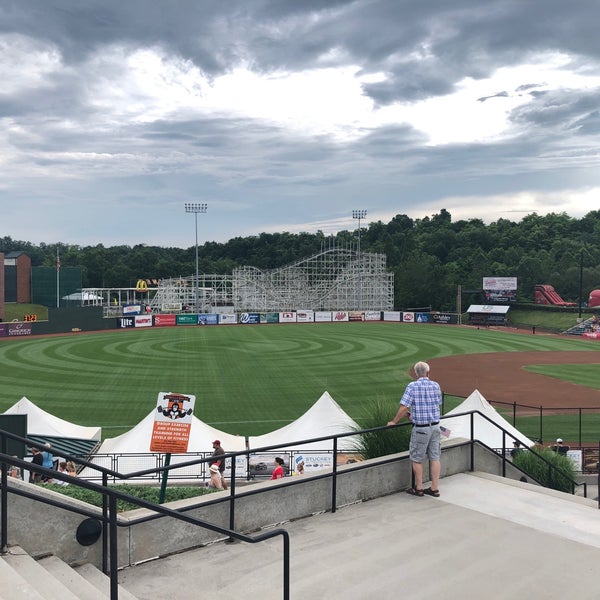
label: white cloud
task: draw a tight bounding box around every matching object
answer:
[0,34,62,95]
[2,3,600,248]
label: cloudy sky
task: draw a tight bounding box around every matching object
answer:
[2,0,600,248]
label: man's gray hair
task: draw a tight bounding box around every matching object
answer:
[414,361,430,377]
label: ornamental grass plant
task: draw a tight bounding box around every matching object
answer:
[351,398,411,460]
[513,447,578,493]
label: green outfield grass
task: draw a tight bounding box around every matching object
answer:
[0,323,599,439]
[524,364,600,390]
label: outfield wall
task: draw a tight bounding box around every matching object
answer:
[118,310,458,329]
[0,308,459,337]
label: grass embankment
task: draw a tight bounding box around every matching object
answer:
[507,308,594,332]
[2,303,48,322]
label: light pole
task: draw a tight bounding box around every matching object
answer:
[352,209,367,310]
[184,203,207,313]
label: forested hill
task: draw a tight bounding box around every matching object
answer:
[2,209,600,311]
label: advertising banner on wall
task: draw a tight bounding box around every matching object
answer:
[0,322,33,337]
[292,452,334,474]
[364,311,381,321]
[150,392,196,453]
[483,277,517,302]
[118,317,136,328]
[176,314,198,325]
[135,315,153,327]
[383,311,401,322]
[432,312,458,324]
[402,312,415,322]
[239,312,260,324]
[260,312,279,323]
[154,314,177,327]
[314,311,332,322]
[332,311,349,322]
[348,311,364,322]
[219,313,237,324]
[415,313,431,323]
[198,313,219,325]
[248,452,291,477]
[296,310,314,323]
[279,312,296,323]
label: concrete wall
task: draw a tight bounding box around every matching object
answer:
[1,440,525,569]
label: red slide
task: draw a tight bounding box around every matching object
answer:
[534,284,576,306]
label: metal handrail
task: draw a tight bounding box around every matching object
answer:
[1,412,595,598]
[0,433,292,600]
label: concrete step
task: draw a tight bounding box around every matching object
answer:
[75,562,140,600]
[1,544,141,600]
[0,553,46,600]
[38,555,109,600]
[2,546,81,600]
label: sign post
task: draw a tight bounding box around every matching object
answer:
[150,392,196,504]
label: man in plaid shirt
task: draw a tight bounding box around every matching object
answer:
[387,361,442,497]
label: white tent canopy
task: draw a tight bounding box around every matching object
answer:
[248,391,360,452]
[3,397,101,441]
[442,389,534,448]
[78,409,247,478]
[94,410,245,455]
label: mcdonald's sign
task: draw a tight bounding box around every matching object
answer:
[136,279,149,292]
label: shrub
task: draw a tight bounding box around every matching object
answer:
[513,448,577,493]
[351,398,411,460]
[43,483,211,511]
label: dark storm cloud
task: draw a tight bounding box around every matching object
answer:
[2,0,600,246]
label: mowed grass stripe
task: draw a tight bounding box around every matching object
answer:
[0,323,599,437]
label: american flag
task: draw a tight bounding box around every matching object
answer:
[56,256,61,272]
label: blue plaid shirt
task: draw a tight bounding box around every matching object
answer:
[400,377,442,424]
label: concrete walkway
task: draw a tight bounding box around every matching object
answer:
[118,472,600,600]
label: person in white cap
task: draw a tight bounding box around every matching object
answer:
[552,438,569,455]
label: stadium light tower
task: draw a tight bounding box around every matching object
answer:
[184,203,208,313]
[352,209,367,310]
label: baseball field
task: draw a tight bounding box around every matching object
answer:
[1,322,600,442]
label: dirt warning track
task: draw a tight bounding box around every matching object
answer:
[429,351,600,409]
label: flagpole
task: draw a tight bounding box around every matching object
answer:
[56,246,60,308]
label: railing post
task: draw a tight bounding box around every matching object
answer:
[539,405,543,442]
[469,412,475,471]
[109,493,119,600]
[229,458,236,535]
[102,471,109,574]
[502,430,506,478]
[331,437,338,514]
[512,402,516,426]
[1,433,8,553]
[282,531,290,600]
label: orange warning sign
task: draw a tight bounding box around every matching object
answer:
[150,392,196,453]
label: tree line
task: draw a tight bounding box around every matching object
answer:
[2,209,600,311]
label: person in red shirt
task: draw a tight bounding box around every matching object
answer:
[271,456,285,480]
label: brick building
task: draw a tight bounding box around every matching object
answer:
[2,251,32,306]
